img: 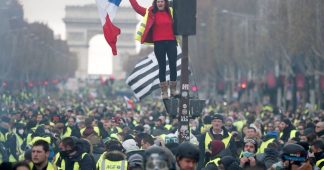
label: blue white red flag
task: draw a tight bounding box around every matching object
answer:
[95,0,122,55]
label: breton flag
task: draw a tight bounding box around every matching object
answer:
[95,0,122,55]
[126,46,182,100]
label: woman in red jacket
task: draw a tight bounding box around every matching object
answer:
[130,0,178,99]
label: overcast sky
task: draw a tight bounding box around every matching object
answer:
[20,0,151,39]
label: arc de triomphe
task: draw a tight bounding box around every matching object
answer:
[64,4,138,78]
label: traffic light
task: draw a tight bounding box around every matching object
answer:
[240,82,247,89]
[163,98,205,118]
[173,0,197,35]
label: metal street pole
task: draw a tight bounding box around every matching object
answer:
[178,36,190,143]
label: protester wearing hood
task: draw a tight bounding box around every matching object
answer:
[279,119,299,143]
[122,139,144,158]
[55,136,95,170]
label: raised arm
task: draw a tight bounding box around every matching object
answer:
[129,0,147,16]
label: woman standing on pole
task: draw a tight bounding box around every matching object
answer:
[129,0,178,99]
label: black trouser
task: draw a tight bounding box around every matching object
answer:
[154,40,177,82]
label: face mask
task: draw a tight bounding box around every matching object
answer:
[60,150,73,157]
[149,116,153,121]
[242,151,255,158]
[60,151,69,158]
[45,129,50,134]
[18,129,24,135]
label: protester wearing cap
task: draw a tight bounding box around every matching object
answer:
[272,143,311,170]
[128,153,143,170]
[199,114,237,167]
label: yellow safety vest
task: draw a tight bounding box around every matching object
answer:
[200,124,212,134]
[279,129,297,140]
[0,131,5,142]
[26,133,33,145]
[206,157,221,167]
[30,136,51,145]
[29,162,57,170]
[96,151,107,169]
[164,124,172,130]
[257,138,275,154]
[61,127,72,139]
[135,7,174,44]
[54,152,87,170]
[5,132,24,158]
[205,131,232,151]
[80,127,101,137]
[316,158,324,169]
[233,120,245,132]
[97,159,128,170]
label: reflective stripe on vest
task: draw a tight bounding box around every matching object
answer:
[316,158,324,168]
[280,130,297,140]
[61,127,72,138]
[135,7,174,43]
[56,152,87,170]
[257,138,275,154]
[206,157,220,167]
[204,131,232,151]
[100,159,127,170]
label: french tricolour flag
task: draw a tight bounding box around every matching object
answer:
[95,0,122,55]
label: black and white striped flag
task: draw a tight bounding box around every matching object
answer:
[126,46,182,100]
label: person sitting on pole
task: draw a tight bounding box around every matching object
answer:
[129,0,178,99]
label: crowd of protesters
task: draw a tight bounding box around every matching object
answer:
[0,86,324,170]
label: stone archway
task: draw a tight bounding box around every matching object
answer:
[64,4,138,78]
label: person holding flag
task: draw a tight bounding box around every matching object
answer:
[129,0,178,99]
